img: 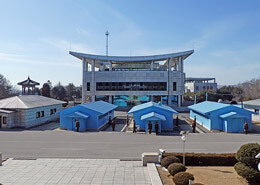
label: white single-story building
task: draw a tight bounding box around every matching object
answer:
[0,95,66,128]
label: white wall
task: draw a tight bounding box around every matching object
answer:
[24,104,63,128]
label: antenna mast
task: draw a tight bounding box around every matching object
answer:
[105,30,109,57]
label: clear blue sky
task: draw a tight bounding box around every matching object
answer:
[0,0,260,88]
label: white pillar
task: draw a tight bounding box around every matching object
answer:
[82,58,86,103]
[151,61,154,70]
[178,95,181,107]
[178,57,182,71]
[91,59,95,102]
[168,58,172,71]
[109,96,112,104]
[109,61,112,71]
[168,95,172,106]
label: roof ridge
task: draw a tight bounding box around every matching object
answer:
[16,96,29,108]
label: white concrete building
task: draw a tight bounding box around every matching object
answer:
[70,50,194,107]
[0,95,65,128]
[243,99,260,122]
[185,77,217,93]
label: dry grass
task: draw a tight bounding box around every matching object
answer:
[157,166,249,185]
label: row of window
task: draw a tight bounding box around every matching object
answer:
[98,110,113,120]
[86,82,178,91]
[95,82,168,91]
[195,86,214,91]
[36,108,57,118]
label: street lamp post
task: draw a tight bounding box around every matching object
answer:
[180,131,189,166]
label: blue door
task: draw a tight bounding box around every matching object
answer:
[230,118,244,133]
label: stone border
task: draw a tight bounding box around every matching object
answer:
[147,163,163,185]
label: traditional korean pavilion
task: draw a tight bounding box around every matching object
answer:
[17,76,40,95]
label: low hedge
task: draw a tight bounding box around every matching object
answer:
[172,172,194,185]
[163,153,236,166]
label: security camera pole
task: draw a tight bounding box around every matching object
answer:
[180,131,189,166]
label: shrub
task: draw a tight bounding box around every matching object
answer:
[168,163,187,176]
[161,156,180,168]
[234,162,260,182]
[172,172,194,185]
[235,143,260,168]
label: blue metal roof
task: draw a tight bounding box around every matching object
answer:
[141,112,166,121]
[67,111,89,119]
[188,101,255,115]
[188,101,231,115]
[219,112,247,119]
[80,101,118,114]
[128,101,178,114]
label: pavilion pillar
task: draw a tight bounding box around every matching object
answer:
[82,58,87,103]
[150,95,154,102]
[151,61,154,71]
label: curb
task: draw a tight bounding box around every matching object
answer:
[147,163,163,185]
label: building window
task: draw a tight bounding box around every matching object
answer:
[210,86,213,90]
[173,82,177,91]
[255,109,259,114]
[203,86,206,89]
[54,108,57,112]
[36,112,41,118]
[41,111,44,117]
[207,86,209,90]
[3,116,7,124]
[87,82,90,91]
[50,109,54,115]
[196,86,199,91]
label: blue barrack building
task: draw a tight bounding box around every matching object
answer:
[188,101,255,133]
[59,101,117,131]
[128,101,178,133]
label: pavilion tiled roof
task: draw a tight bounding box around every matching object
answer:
[17,76,40,86]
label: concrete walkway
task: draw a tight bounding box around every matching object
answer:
[0,158,151,185]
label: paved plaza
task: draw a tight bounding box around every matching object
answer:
[0,158,151,185]
[0,129,259,160]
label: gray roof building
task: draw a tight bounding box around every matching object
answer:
[0,95,66,129]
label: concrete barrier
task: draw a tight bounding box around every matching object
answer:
[142,152,159,166]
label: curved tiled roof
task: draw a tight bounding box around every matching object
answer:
[17,76,40,86]
[69,50,194,62]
